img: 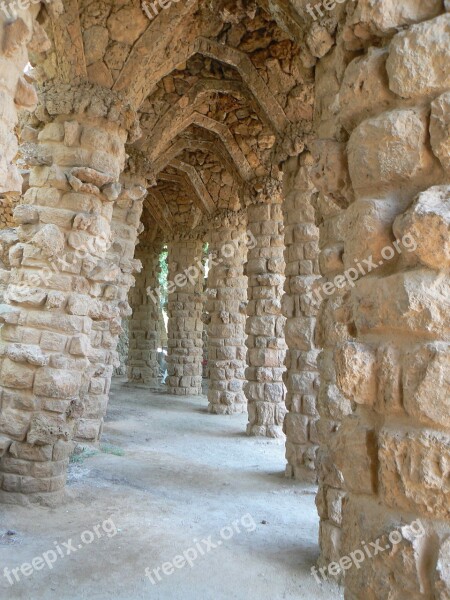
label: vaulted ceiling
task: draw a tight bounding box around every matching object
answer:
[28,0,334,241]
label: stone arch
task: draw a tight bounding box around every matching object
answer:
[145,112,255,179]
[0,4,448,600]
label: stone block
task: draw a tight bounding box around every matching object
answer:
[284,413,308,444]
[379,426,450,519]
[341,495,429,599]
[436,537,450,599]
[69,334,91,357]
[393,186,450,271]
[352,270,450,339]
[0,358,35,389]
[34,369,81,398]
[339,47,396,132]
[430,92,450,174]
[402,343,450,428]
[335,341,377,406]
[376,344,402,415]
[348,108,435,198]
[387,14,450,99]
[346,0,443,37]
[27,414,72,446]
[331,417,377,495]
[9,442,53,462]
[341,198,403,269]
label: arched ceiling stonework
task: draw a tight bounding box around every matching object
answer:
[28,0,324,242]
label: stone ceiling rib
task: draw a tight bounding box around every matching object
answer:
[145,190,174,235]
[51,0,87,82]
[157,168,212,216]
[125,34,290,127]
[256,0,305,41]
[170,160,216,215]
[185,79,275,130]
[112,2,200,105]
[154,138,246,187]
[147,112,253,180]
[193,37,289,132]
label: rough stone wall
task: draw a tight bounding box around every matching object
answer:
[0,82,136,505]
[114,317,129,377]
[282,153,320,482]
[0,6,40,313]
[309,4,450,597]
[166,238,204,395]
[0,197,20,229]
[206,211,248,414]
[127,242,162,386]
[244,179,287,437]
[0,10,38,196]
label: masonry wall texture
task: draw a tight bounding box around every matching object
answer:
[206,211,248,414]
[282,153,320,482]
[166,238,204,396]
[0,1,448,597]
[245,180,287,438]
[127,242,162,387]
[308,4,450,598]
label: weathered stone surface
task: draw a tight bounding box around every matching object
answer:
[403,343,450,427]
[33,369,81,398]
[335,341,376,406]
[430,92,450,174]
[30,224,65,257]
[330,418,377,495]
[310,140,353,206]
[341,495,429,600]
[352,271,450,339]
[27,415,72,446]
[393,186,450,271]
[0,358,35,389]
[306,24,334,59]
[346,0,443,37]
[386,14,450,99]
[339,47,397,131]
[379,426,450,519]
[341,198,401,268]
[435,537,450,599]
[347,108,436,198]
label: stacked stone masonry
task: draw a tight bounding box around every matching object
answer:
[127,242,162,387]
[206,212,248,414]
[309,5,450,599]
[75,174,146,443]
[244,181,287,438]
[282,154,321,482]
[0,76,137,504]
[166,239,204,396]
[0,1,447,597]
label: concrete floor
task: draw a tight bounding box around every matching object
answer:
[1,380,342,600]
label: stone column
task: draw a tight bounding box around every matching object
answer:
[308,139,353,572]
[127,241,162,386]
[312,8,450,598]
[244,179,287,437]
[0,81,138,505]
[0,9,39,311]
[75,174,146,442]
[0,11,38,196]
[166,238,204,396]
[206,211,248,414]
[282,153,321,482]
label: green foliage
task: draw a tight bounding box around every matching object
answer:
[158,246,168,308]
[100,443,125,457]
[69,447,98,464]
